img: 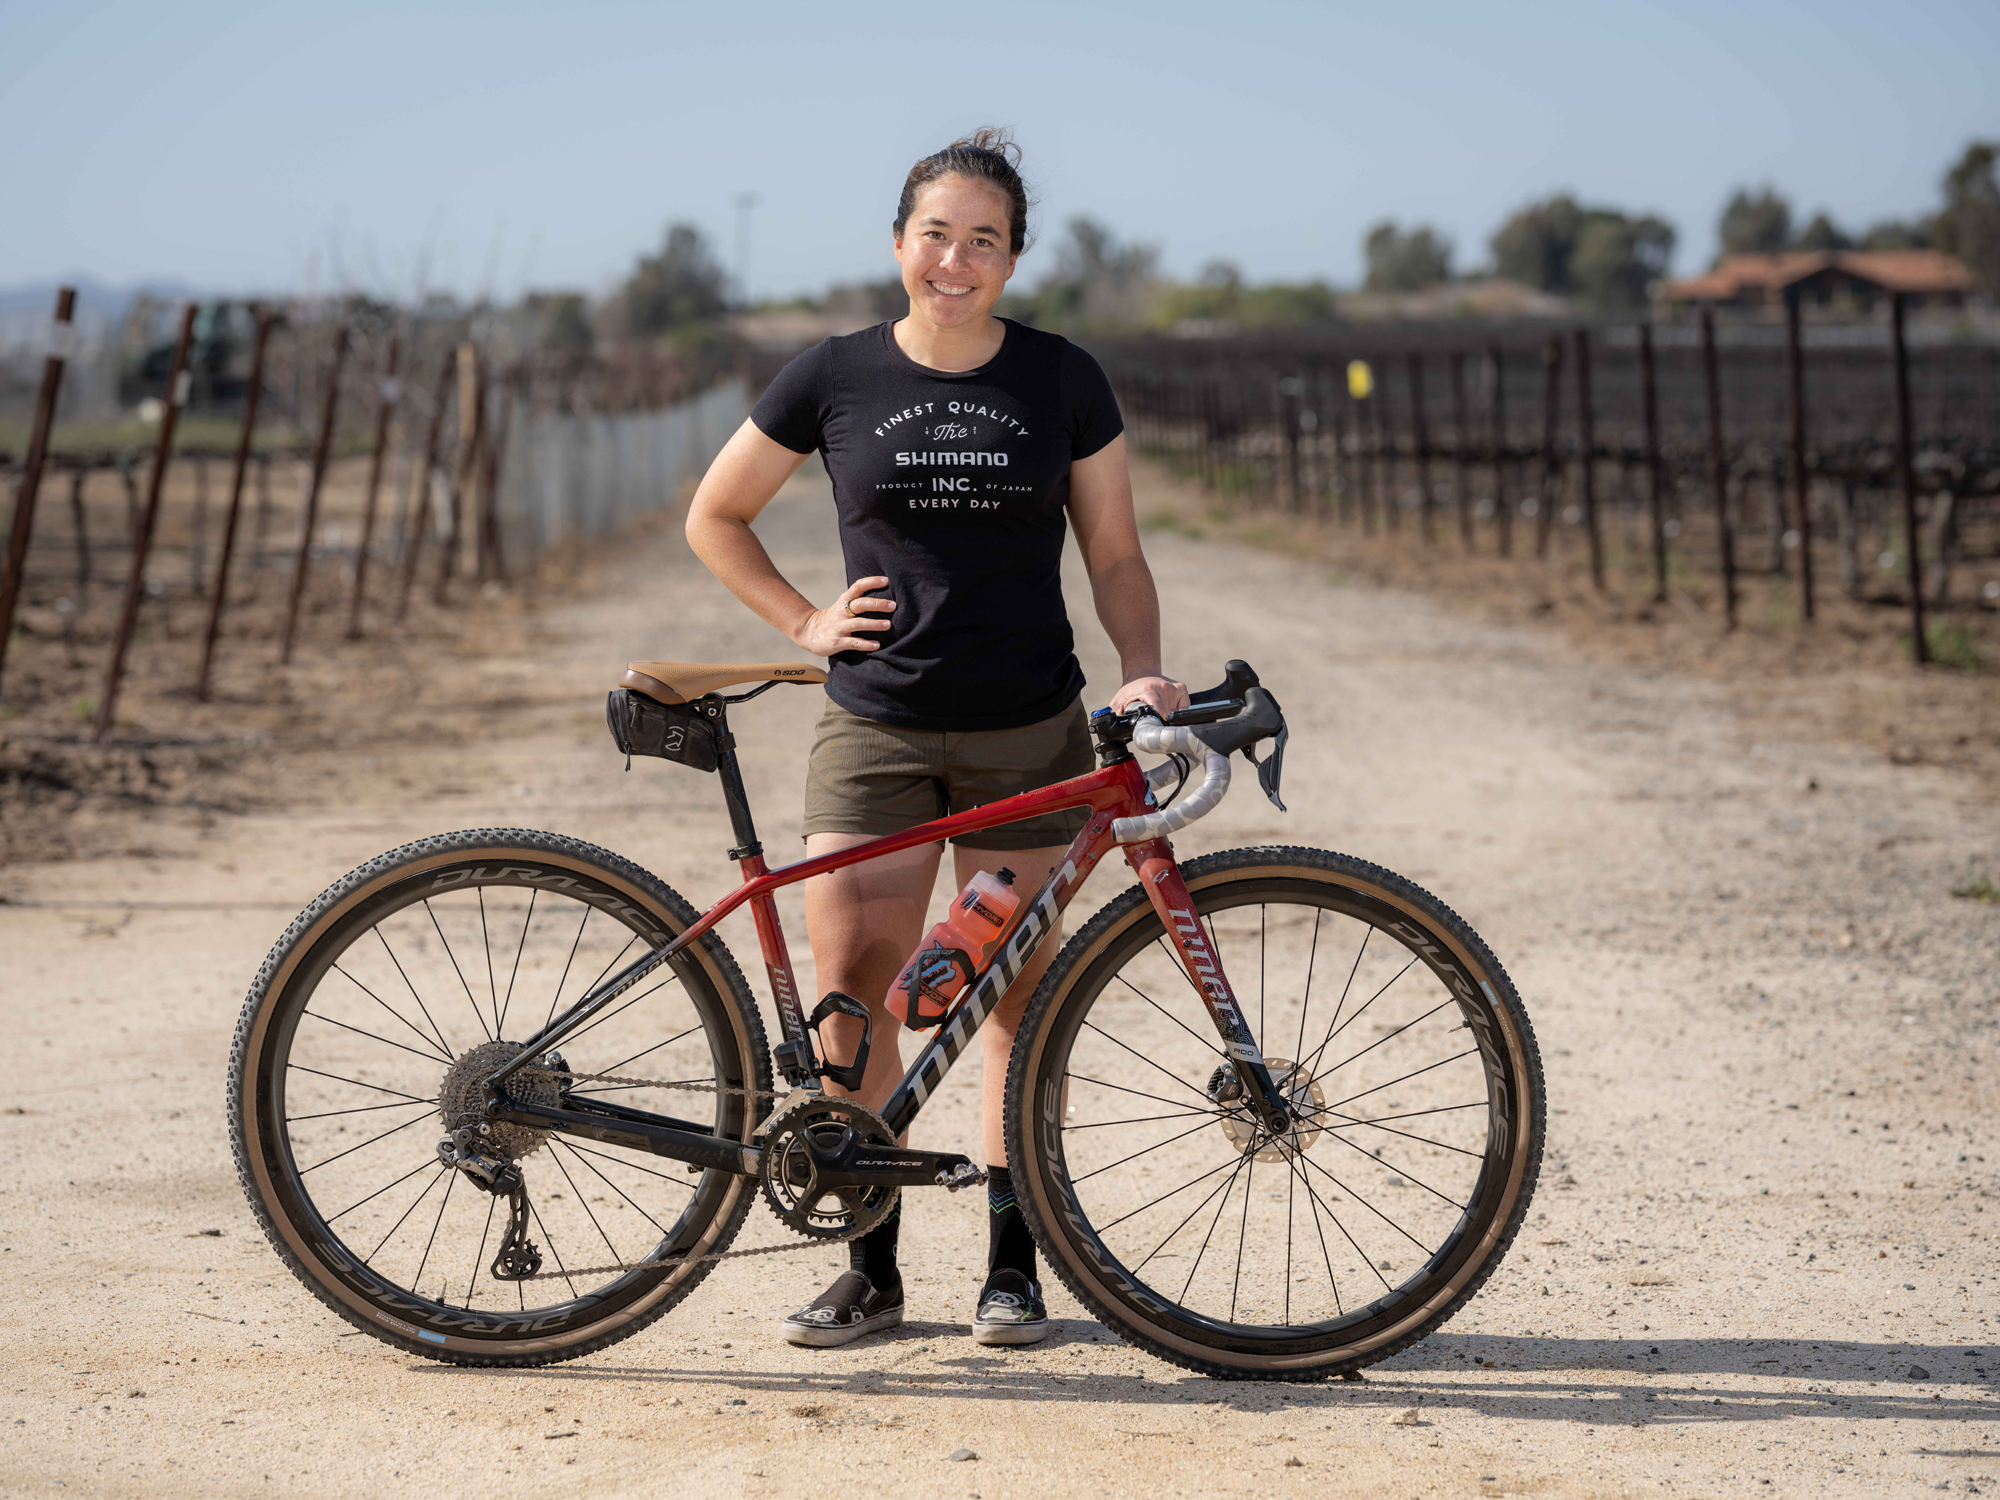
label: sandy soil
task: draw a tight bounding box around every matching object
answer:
[2,459,1996,1498]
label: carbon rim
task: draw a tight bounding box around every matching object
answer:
[245,852,758,1339]
[1025,864,1532,1360]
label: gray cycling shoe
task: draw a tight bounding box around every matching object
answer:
[780,1269,905,1348]
[972,1268,1050,1346]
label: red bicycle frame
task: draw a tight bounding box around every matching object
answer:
[495,710,1280,1141]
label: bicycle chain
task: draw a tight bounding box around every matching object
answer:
[512,1069,865,1282]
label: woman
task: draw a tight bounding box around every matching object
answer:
[685,128,1187,1349]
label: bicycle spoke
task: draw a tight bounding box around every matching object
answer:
[1282,1150,1364,1300]
[1096,1151,1243,1234]
[327,1158,438,1226]
[1179,1151,1248,1303]
[303,1009,453,1067]
[1129,1153,1250,1275]
[1326,1047,1480,1114]
[546,904,592,1029]
[331,963,454,1062]
[467,1193,496,1308]
[1292,908,1323,1064]
[1065,1071,1207,1114]
[1317,925,1370,1061]
[497,889,536,1037]
[419,1173,468,1288]
[425,899,492,1043]
[1081,1020,1212,1104]
[372,925,456,1058]
[563,1139,698,1191]
[555,968,678,1054]
[1063,1107,1216,1131]
[1323,1130,1468,1210]
[1116,965,1225,1061]
[1299,956,1418,1077]
[1297,1151,1434,1253]
[549,1144,621,1265]
[298,1109,435,1175]
[1071,1116,1222,1186]
[286,1064,432,1104]
[366,1164,448,1263]
[1316,995,1456,1080]
[1256,905,1266,1045]
[590,1023,703,1081]
[1229,1151,1255,1322]
[1342,1100,1488,1127]
[1284,1149,1296,1325]
[287,1096,437,1124]
[527,1194,576,1300]
[1321,1109,1483,1158]
[554,1140,673,1237]
[478,888,500,1038]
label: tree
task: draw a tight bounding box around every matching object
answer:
[1362,221,1452,291]
[1793,212,1853,253]
[1932,139,2000,296]
[1571,214,1675,309]
[1718,186,1793,257]
[617,223,727,336]
[1488,194,1675,309]
[1860,218,1931,250]
[1011,217,1160,331]
[1490,194,1587,292]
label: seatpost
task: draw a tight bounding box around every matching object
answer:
[706,701,762,860]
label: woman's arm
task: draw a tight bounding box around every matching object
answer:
[1068,433,1190,716]
[685,418,895,656]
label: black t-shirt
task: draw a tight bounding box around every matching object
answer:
[750,319,1123,731]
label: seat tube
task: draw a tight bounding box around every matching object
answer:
[740,861,808,1045]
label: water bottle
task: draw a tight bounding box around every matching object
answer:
[884,868,1020,1030]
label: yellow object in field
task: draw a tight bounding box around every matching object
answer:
[1347,360,1374,400]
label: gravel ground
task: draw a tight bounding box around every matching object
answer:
[2,460,1995,1498]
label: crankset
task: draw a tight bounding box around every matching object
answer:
[757,1093,985,1239]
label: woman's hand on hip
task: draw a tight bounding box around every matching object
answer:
[793,576,895,656]
[1108,674,1189,717]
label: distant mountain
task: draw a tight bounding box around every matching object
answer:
[0,275,215,322]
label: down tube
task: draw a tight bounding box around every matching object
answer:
[879,809,1120,1138]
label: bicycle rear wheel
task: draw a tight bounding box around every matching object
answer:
[227,828,769,1366]
[1006,845,1542,1380]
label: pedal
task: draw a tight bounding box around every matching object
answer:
[936,1160,988,1192]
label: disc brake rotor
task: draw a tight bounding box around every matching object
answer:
[1216,1057,1325,1163]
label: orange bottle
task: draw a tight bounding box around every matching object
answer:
[884,868,1020,1030]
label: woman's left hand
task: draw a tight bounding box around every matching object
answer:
[1109,674,1190,718]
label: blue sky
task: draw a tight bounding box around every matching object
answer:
[2,0,1995,303]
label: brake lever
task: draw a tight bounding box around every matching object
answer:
[1247,722,1288,812]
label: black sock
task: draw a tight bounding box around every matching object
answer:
[985,1165,1036,1283]
[849,1203,900,1290]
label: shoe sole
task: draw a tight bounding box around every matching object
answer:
[973,1319,1051,1346]
[780,1304,905,1348]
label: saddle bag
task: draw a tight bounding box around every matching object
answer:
[605,689,719,773]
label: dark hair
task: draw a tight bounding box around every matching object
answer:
[893,127,1031,255]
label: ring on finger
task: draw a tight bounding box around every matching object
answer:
[843,600,856,617]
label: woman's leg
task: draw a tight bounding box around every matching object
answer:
[951,843,1072,1167]
[802,831,943,1118]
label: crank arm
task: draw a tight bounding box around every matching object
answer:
[488,1099,762,1177]
[807,1143,981,1190]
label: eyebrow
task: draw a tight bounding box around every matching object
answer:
[919,215,1003,236]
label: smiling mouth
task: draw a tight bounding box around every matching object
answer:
[928,280,975,298]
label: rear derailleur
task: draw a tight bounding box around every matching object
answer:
[436,1124,543,1282]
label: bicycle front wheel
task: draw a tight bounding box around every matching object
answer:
[1006,846,1542,1380]
[227,828,769,1366]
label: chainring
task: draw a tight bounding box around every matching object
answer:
[438,1040,563,1161]
[758,1094,901,1240]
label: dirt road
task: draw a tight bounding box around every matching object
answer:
[3,461,1995,1498]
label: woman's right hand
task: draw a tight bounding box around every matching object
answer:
[793,575,896,656]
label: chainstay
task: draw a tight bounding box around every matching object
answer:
[518,1070,844,1280]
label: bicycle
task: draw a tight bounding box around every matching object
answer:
[227,657,1543,1380]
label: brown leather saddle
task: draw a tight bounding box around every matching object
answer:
[619,660,827,706]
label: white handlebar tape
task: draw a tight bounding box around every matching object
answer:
[1113,730,1232,844]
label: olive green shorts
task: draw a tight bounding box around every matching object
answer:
[802,698,1095,851]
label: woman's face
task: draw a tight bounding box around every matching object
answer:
[894,174,1019,330]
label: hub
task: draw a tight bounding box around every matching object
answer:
[1214,1057,1325,1163]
